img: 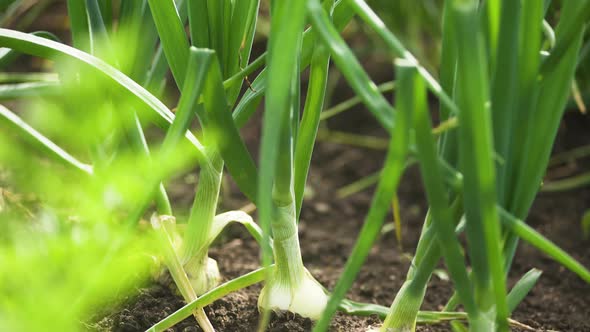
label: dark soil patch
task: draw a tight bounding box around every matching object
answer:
[93,110,590,332]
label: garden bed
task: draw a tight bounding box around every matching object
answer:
[94,110,590,332]
[4,2,589,331]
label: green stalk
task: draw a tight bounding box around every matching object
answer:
[485,0,501,67]
[382,197,463,331]
[181,49,254,293]
[182,152,224,294]
[151,215,214,332]
[491,0,520,205]
[506,269,542,313]
[256,2,332,323]
[382,221,438,331]
[294,2,332,218]
[147,267,269,332]
[438,0,458,168]
[411,61,478,323]
[271,79,303,281]
[257,0,308,311]
[452,1,508,330]
[313,59,412,331]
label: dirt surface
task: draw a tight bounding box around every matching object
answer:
[92,108,590,332]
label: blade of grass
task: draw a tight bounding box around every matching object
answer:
[208,211,266,248]
[226,0,257,80]
[319,81,395,121]
[498,207,590,283]
[0,104,93,175]
[541,172,590,192]
[0,31,59,68]
[146,267,268,332]
[98,0,112,31]
[229,0,260,104]
[220,0,232,78]
[339,297,467,322]
[484,0,501,67]
[206,0,224,69]
[506,269,542,313]
[382,196,464,331]
[85,0,117,63]
[549,144,590,166]
[118,1,163,84]
[436,0,459,167]
[0,81,60,99]
[223,52,265,90]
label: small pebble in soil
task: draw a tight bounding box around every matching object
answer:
[314,202,331,214]
[182,327,199,332]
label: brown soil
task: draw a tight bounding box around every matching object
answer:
[92,109,590,332]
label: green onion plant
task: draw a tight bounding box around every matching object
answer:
[309,1,590,331]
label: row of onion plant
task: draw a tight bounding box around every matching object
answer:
[1,0,589,331]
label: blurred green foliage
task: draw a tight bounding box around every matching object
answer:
[0,27,197,331]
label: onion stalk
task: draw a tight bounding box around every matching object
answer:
[256,0,336,321]
[258,200,328,319]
